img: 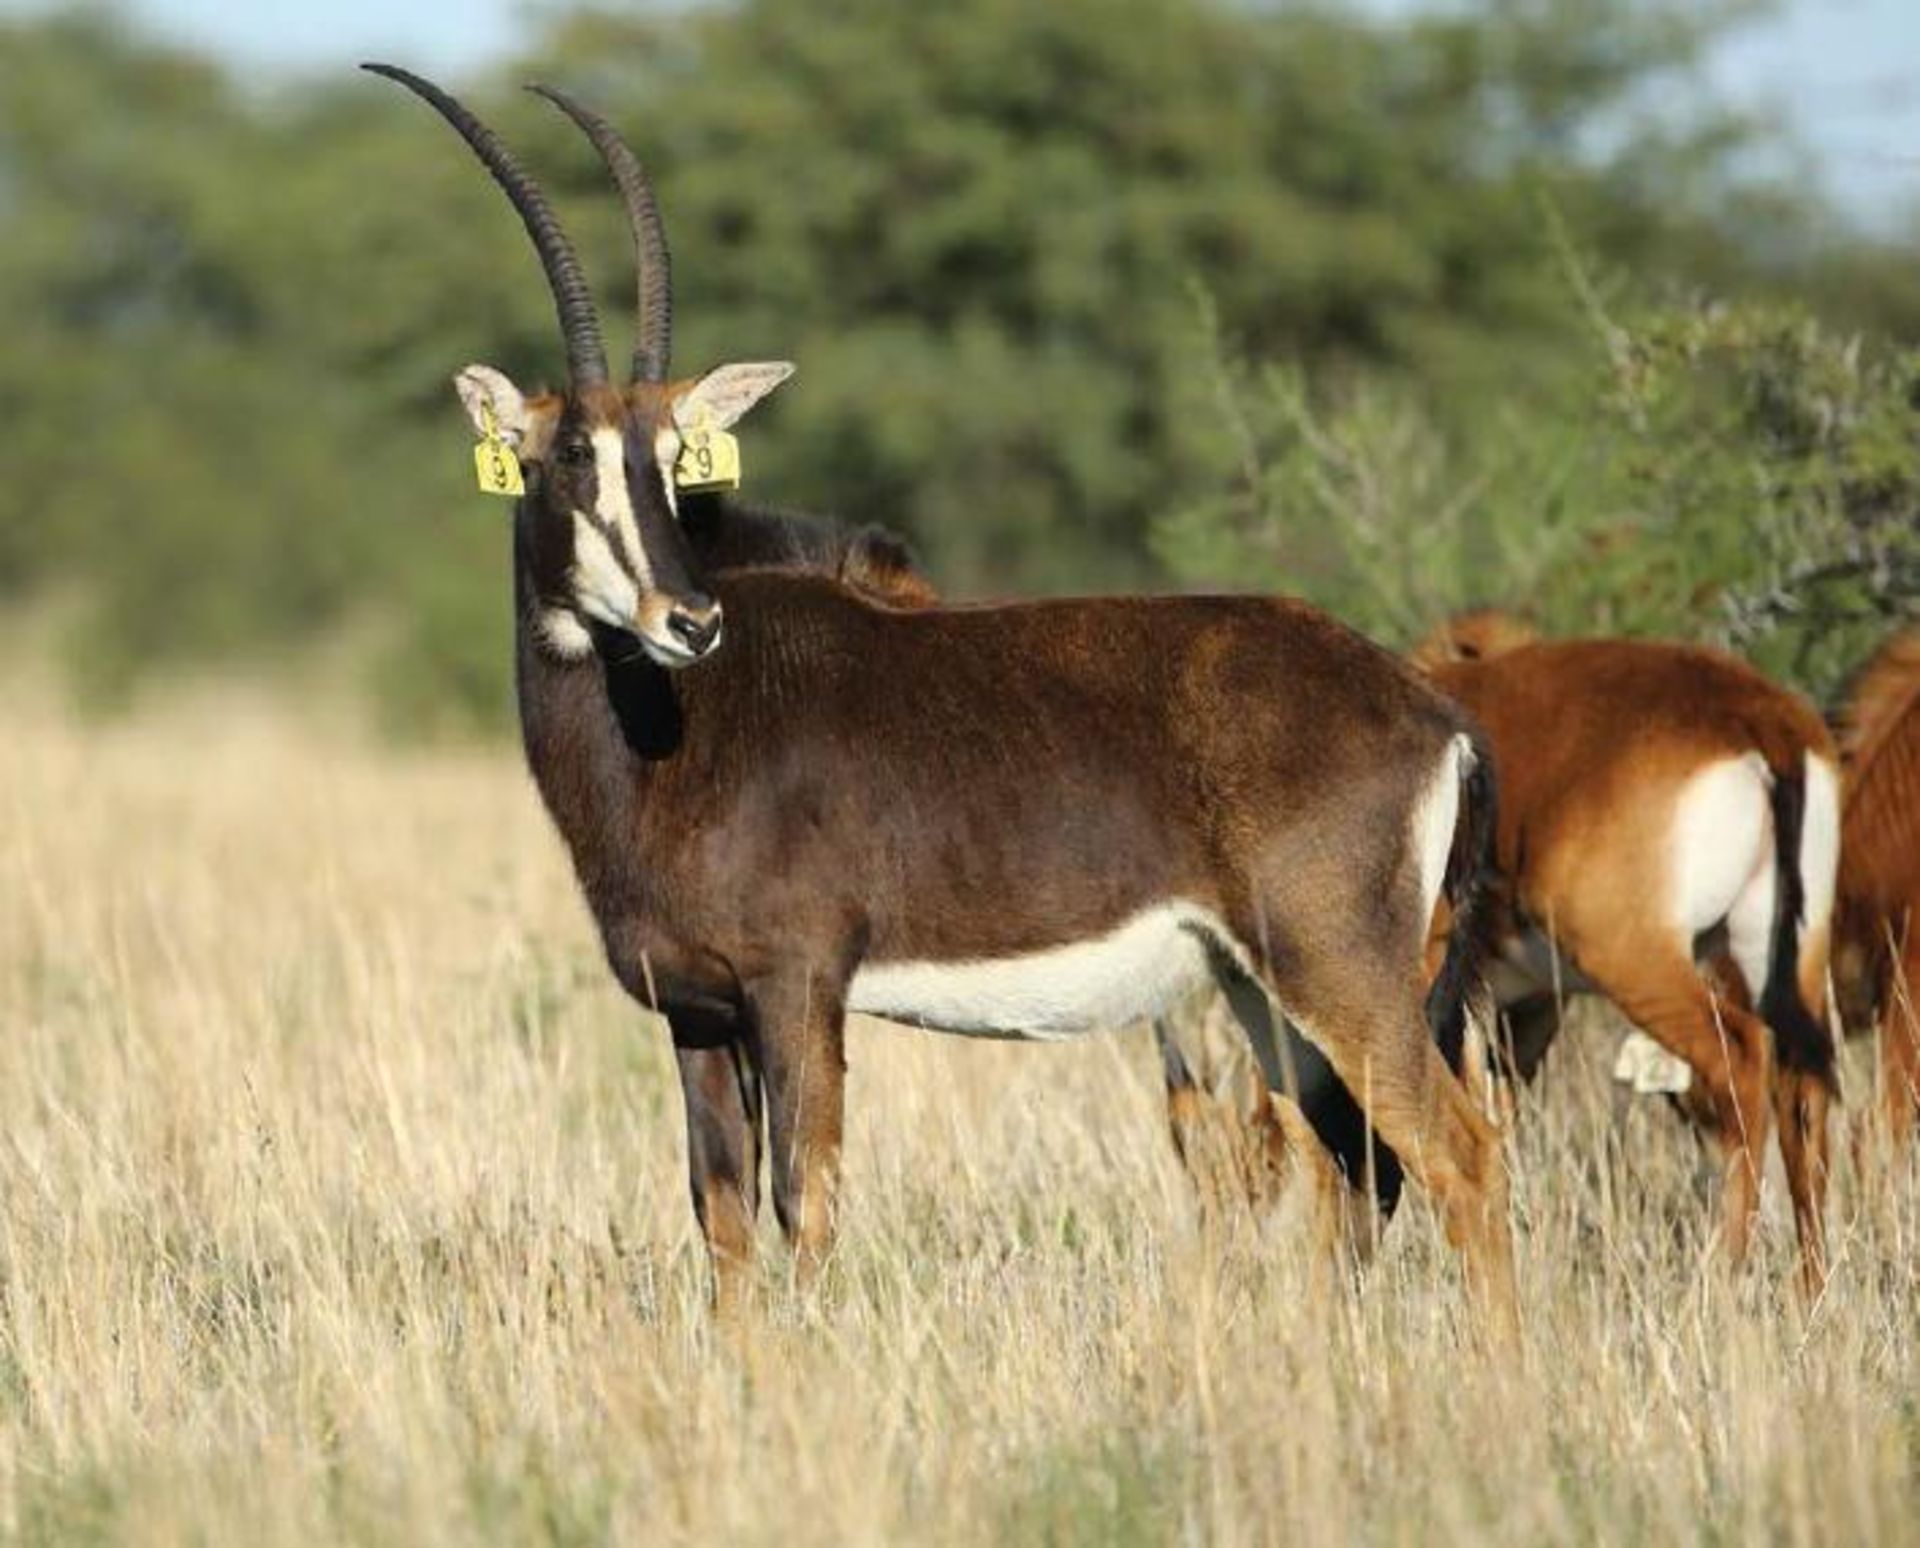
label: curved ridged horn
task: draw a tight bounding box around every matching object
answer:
[527,83,672,384]
[363,62,610,386]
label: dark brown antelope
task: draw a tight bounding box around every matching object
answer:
[365,64,1515,1321]
[1171,610,1844,1288]
[1833,624,1920,1158]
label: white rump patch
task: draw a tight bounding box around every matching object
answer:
[849,902,1231,1040]
[1800,755,1841,946]
[1669,753,1772,939]
[1412,734,1469,927]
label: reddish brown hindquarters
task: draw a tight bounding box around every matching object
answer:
[1414,613,1840,1295]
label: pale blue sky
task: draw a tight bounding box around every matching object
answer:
[8,0,1917,221]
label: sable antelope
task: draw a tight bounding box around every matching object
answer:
[1834,624,1920,1156]
[1401,612,1841,1289]
[365,65,1517,1318]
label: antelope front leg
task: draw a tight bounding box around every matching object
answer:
[746,972,848,1285]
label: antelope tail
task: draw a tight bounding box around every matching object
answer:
[1426,732,1499,1076]
[1760,758,1839,1090]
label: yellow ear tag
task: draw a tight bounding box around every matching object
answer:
[473,402,524,497]
[674,414,742,492]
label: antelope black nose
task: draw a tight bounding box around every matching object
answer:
[666,598,723,657]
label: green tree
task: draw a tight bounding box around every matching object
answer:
[527,0,1786,590]
[1154,284,1920,700]
[0,1,1911,727]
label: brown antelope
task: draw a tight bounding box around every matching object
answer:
[1405,612,1841,1289]
[365,64,1516,1320]
[1833,624,1920,1157]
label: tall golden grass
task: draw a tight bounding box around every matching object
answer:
[2,683,1916,1544]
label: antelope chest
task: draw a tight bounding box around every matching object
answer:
[846,902,1226,1040]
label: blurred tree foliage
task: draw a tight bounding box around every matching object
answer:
[0,1,1915,727]
[1156,289,1920,703]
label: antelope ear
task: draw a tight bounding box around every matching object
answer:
[452,365,542,450]
[673,361,795,433]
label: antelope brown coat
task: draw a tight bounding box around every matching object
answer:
[367,64,1516,1318]
[1409,612,1840,1289]
[1835,624,1920,1154]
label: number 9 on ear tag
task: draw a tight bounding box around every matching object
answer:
[675,421,742,492]
[473,402,524,497]
[474,437,524,496]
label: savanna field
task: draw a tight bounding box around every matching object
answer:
[0,675,1913,1546]
[7,0,1920,1542]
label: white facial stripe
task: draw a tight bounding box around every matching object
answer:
[653,427,681,520]
[570,513,640,629]
[589,426,652,589]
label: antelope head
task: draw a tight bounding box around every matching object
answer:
[1407,609,1541,672]
[366,65,792,667]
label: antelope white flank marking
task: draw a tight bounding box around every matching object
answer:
[1724,853,1778,1001]
[1411,734,1469,925]
[848,902,1231,1039]
[1670,753,1772,940]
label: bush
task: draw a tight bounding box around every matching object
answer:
[1156,284,1920,700]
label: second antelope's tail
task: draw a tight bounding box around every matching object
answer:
[1759,755,1839,1089]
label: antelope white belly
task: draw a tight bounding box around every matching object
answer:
[847,902,1225,1040]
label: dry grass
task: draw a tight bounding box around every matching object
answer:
[2,684,1918,1546]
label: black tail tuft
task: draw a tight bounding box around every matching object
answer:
[1759,764,1838,1088]
[1426,733,1500,1076]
